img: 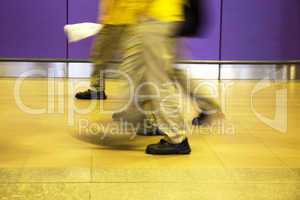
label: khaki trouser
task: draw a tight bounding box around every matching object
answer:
[174,68,221,114]
[116,20,190,144]
[90,25,127,91]
[91,24,220,114]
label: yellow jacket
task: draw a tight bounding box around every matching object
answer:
[100,0,184,24]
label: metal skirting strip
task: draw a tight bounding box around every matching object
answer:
[0,62,299,80]
[0,62,66,78]
[66,63,220,79]
[220,64,289,80]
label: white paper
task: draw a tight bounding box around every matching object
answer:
[64,23,103,43]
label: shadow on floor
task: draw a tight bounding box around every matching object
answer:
[70,130,149,152]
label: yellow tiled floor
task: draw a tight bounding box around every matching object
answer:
[0,78,300,199]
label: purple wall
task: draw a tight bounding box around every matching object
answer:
[179,0,221,60]
[1,0,300,61]
[0,0,67,59]
[68,0,99,59]
[221,0,300,60]
[69,0,221,60]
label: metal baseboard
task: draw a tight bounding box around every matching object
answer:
[0,61,299,80]
[220,64,293,80]
[0,62,66,78]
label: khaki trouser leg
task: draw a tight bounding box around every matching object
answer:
[118,20,188,144]
[174,68,221,114]
[90,25,126,91]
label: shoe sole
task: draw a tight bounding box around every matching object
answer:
[75,96,107,100]
[145,149,191,155]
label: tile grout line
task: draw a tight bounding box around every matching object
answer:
[90,150,94,183]
[1,180,298,184]
[200,136,227,169]
[245,126,297,177]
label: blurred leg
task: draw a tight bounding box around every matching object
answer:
[124,20,188,144]
[174,68,221,114]
[112,20,191,154]
[90,25,126,91]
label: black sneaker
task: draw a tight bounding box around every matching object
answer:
[136,127,165,136]
[75,89,107,100]
[146,138,191,155]
[192,113,208,126]
[192,112,225,126]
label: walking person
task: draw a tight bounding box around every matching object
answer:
[111,0,194,155]
[75,0,134,100]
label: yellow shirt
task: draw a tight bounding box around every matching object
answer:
[101,0,184,24]
[148,0,184,22]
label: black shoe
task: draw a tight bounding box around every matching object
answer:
[136,127,165,136]
[192,112,225,126]
[75,89,107,100]
[192,113,208,126]
[146,138,191,155]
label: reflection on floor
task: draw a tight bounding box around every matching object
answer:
[0,78,300,200]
